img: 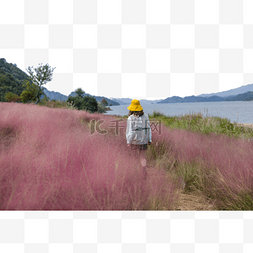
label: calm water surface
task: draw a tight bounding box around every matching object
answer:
[104,101,253,124]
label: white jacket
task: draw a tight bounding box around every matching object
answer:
[126,113,152,145]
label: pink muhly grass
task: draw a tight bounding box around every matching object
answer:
[99,115,253,208]
[150,123,253,209]
[101,116,253,209]
[0,103,177,210]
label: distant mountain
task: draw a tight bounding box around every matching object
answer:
[111,83,253,105]
[157,91,253,104]
[109,97,163,105]
[158,96,183,103]
[42,84,253,105]
[151,99,164,104]
[42,88,120,106]
[109,98,128,105]
[93,96,120,106]
[157,83,253,104]
[42,90,90,102]
[225,91,253,101]
[42,88,68,101]
[197,83,253,98]
[109,98,133,105]
[110,83,253,104]
[158,95,227,103]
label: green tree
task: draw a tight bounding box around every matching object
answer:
[26,63,55,103]
[81,96,98,113]
[67,89,98,113]
[101,98,108,107]
[20,80,39,103]
[67,96,82,109]
[75,88,85,98]
[20,90,37,103]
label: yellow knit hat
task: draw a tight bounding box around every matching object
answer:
[127,99,143,111]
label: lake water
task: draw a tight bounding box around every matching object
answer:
[103,101,253,124]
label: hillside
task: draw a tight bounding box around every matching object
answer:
[0,58,29,82]
[0,59,28,102]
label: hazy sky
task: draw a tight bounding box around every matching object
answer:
[1,0,253,100]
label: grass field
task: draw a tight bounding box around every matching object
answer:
[1,102,253,210]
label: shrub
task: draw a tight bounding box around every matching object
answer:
[67,95,98,113]
[5,92,21,103]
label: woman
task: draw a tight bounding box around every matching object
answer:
[126,99,152,178]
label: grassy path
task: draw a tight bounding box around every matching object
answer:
[173,191,216,210]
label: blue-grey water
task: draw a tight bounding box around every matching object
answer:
[103,101,253,124]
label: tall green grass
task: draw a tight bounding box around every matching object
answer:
[147,110,253,140]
